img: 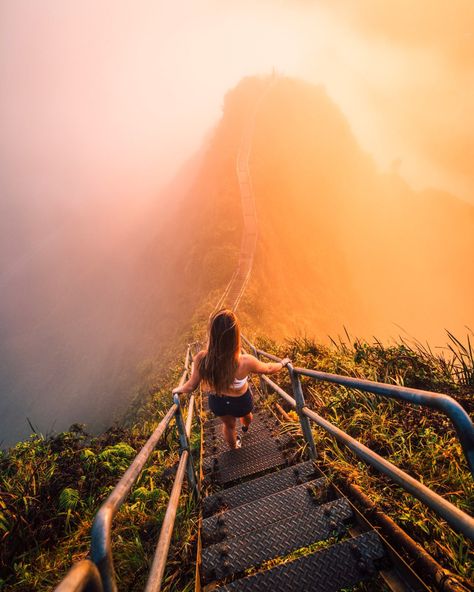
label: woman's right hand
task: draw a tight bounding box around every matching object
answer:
[280,357,291,368]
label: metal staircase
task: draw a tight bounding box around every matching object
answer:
[52,77,474,591]
[197,381,473,592]
[54,343,474,591]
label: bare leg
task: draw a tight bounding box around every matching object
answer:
[240,412,253,430]
[221,415,237,449]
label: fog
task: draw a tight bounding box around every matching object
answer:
[3,2,473,205]
[1,1,473,446]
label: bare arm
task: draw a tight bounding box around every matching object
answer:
[172,351,205,394]
[244,354,290,375]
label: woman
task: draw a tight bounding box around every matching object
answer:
[173,309,290,449]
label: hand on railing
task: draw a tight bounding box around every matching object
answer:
[172,386,187,395]
[280,357,291,368]
[243,332,474,480]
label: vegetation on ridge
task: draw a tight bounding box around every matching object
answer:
[1,329,473,590]
[0,365,199,592]
[255,329,473,584]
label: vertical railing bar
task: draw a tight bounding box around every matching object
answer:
[287,363,317,459]
[53,559,104,592]
[144,451,189,592]
[260,373,474,542]
[173,393,199,498]
[90,403,178,592]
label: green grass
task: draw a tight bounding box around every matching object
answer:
[0,364,200,592]
[1,330,473,590]
[254,331,473,585]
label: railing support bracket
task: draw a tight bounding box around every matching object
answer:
[287,364,317,459]
[173,394,200,499]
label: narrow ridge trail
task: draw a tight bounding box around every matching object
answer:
[51,76,473,592]
[199,390,392,591]
[213,79,273,313]
[197,80,434,592]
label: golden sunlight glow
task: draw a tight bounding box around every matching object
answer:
[0,1,472,444]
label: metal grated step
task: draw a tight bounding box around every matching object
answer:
[203,425,277,453]
[203,434,292,474]
[203,415,279,456]
[203,427,276,458]
[203,461,318,517]
[202,478,328,546]
[204,415,274,437]
[203,412,276,433]
[205,450,288,486]
[215,531,386,591]
[201,497,353,582]
[204,417,278,440]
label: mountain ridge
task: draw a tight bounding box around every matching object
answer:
[1,74,473,446]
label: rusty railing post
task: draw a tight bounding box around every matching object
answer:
[173,394,199,499]
[287,363,317,459]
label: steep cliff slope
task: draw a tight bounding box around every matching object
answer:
[239,77,474,342]
[0,77,266,445]
[2,74,473,446]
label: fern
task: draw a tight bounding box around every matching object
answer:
[58,488,79,512]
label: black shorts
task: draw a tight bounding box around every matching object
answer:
[208,388,254,417]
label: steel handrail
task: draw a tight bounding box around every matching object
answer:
[185,352,196,438]
[294,366,474,475]
[56,348,196,592]
[186,393,196,439]
[144,448,189,592]
[144,390,198,591]
[242,337,474,476]
[90,402,179,592]
[261,374,474,542]
[54,560,104,592]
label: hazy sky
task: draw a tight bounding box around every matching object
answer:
[1,0,473,210]
[1,1,473,445]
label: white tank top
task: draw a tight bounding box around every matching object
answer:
[232,375,248,388]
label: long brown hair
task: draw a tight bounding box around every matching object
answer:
[199,309,241,394]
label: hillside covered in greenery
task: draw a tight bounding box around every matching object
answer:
[1,75,473,590]
[1,331,473,590]
[0,362,200,591]
[4,74,473,447]
[238,77,474,343]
